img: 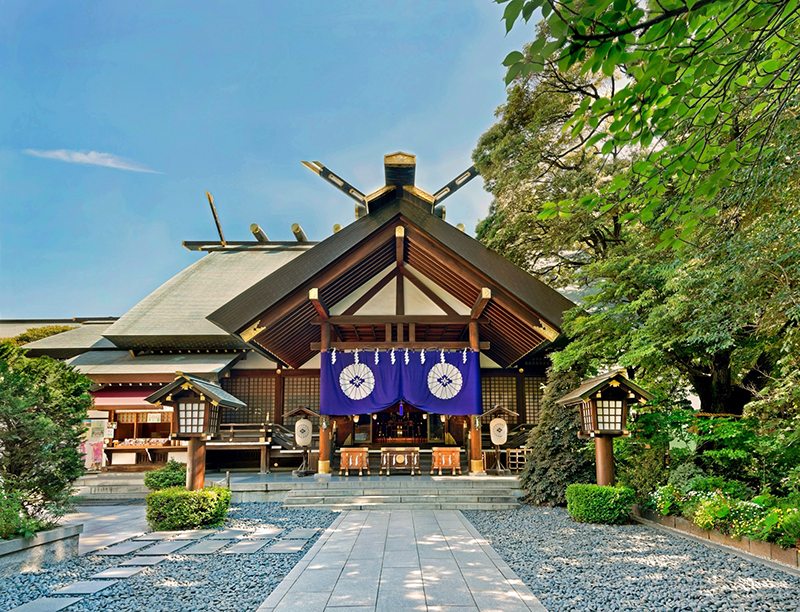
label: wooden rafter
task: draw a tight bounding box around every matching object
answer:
[308,288,329,320]
[471,287,491,320]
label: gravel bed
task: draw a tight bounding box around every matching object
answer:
[464,506,800,612]
[0,503,336,612]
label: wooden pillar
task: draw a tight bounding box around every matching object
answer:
[260,444,269,474]
[468,320,485,474]
[186,437,206,491]
[595,435,615,486]
[317,416,331,475]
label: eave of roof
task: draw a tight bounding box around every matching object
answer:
[145,373,246,409]
[67,350,242,379]
[23,322,117,359]
[556,371,654,405]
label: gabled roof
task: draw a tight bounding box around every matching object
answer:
[67,350,242,383]
[556,370,654,405]
[23,322,117,359]
[208,199,577,368]
[103,245,311,351]
[145,373,246,409]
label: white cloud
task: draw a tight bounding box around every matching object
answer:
[23,149,162,174]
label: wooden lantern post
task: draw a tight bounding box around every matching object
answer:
[556,370,653,487]
[144,372,246,491]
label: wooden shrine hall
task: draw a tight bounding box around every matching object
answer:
[25,151,576,479]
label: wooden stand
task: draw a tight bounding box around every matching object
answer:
[595,435,615,486]
[486,444,508,476]
[186,437,206,491]
[431,447,461,475]
[339,448,370,476]
[380,447,420,475]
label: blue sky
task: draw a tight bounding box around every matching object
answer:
[0,1,534,318]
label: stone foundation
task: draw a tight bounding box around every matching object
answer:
[0,524,83,577]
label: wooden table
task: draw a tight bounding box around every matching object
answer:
[379,447,420,476]
[340,447,370,476]
[431,447,461,475]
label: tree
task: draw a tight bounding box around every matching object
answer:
[497,0,800,243]
[519,366,595,504]
[4,325,76,347]
[0,342,90,523]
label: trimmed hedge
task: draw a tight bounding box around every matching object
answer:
[566,484,635,524]
[144,460,187,491]
[146,486,231,530]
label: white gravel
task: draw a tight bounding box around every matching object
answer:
[0,503,337,612]
[464,505,800,612]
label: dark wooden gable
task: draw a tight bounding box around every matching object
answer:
[207,200,575,369]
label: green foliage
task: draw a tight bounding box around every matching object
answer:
[145,487,231,531]
[0,489,46,540]
[519,366,594,505]
[565,484,635,524]
[144,460,187,491]
[692,492,765,539]
[7,325,76,346]
[667,463,707,492]
[781,510,800,548]
[496,0,800,239]
[0,342,90,522]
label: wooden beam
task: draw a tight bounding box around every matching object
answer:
[342,269,398,316]
[397,323,404,343]
[409,323,416,343]
[471,287,491,320]
[312,315,487,325]
[395,226,405,268]
[400,267,459,316]
[309,288,329,320]
[469,320,480,351]
[311,341,489,350]
[396,273,405,315]
[385,323,392,342]
[321,321,331,352]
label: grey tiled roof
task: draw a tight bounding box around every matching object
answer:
[23,322,116,358]
[556,370,654,405]
[145,373,246,409]
[67,350,241,376]
[103,246,311,350]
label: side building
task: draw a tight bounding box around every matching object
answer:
[25,152,576,474]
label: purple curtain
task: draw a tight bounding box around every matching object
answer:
[320,349,481,416]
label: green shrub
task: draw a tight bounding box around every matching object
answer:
[688,476,755,500]
[565,484,635,524]
[781,510,800,549]
[667,463,706,492]
[146,487,231,530]
[692,492,763,538]
[1,489,46,539]
[144,460,187,491]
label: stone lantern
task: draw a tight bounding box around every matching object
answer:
[556,370,653,486]
[145,372,246,490]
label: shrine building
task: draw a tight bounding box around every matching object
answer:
[25,152,576,476]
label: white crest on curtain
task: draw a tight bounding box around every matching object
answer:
[339,363,375,400]
[427,362,463,400]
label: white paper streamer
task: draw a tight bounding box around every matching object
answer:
[462,347,468,363]
[331,347,337,364]
[355,349,359,364]
[374,349,379,364]
[391,348,396,365]
[404,348,409,365]
[440,349,445,364]
[420,350,426,364]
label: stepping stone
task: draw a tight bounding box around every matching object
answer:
[250,527,282,539]
[90,566,145,579]
[95,541,151,556]
[209,529,251,539]
[266,540,307,553]
[134,531,186,541]
[284,528,320,539]
[221,540,270,554]
[119,556,167,566]
[172,530,212,540]
[135,541,190,555]
[54,580,118,595]
[181,540,230,555]
[9,597,83,612]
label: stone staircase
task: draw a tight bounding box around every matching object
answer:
[283,479,521,510]
[74,473,150,502]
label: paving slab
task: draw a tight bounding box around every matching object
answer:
[54,580,118,595]
[134,531,187,541]
[209,528,251,539]
[90,566,146,579]
[8,597,83,612]
[172,530,213,540]
[94,541,151,556]
[221,539,271,554]
[257,509,548,612]
[119,555,167,566]
[251,527,283,539]
[284,528,321,539]
[266,540,307,553]
[181,539,230,555]
[134,540,190,555]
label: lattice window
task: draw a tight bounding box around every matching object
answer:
[220,376,275,424]
[179,402,204,434]
[524,376,546,425]
[481,375,517,425]
[117,412,135,423]
[284,376,321,428]
[597,400,623,430]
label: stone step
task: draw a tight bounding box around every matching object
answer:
[285,488,515,497]
[77,492,150,500]
[284,494,518,504]
[285,480,522,490]
[89,485,150,494]
[286,502,520,510]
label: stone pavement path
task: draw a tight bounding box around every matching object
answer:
[258,510,548,612]
[60,505,148,555]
